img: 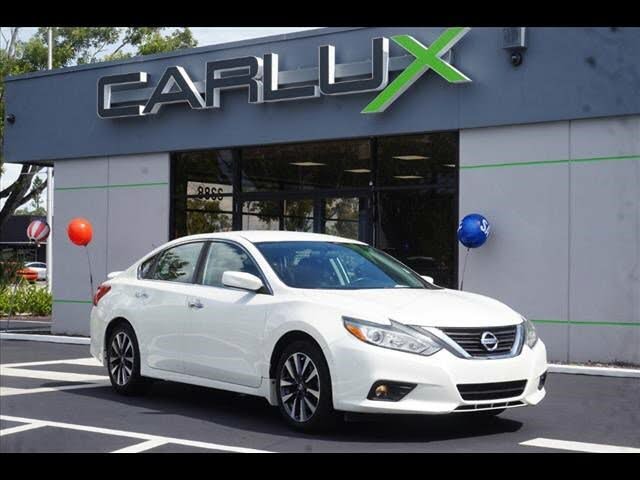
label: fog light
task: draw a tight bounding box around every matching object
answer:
[538,371,547,390]
[375,384,388,398]
[367,381,416,402]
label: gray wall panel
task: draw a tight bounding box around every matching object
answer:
[106,153,170,273]
[52,186,108,335]
[52,302,94,338]
[51,153,170,335]
[533,324,569,363]
[460,116,640,364]
[569,325,640,364]
[459,122,571,363]
[568,116,640,362]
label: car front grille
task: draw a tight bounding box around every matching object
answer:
[439,325,519,357]
[457,380,527,401]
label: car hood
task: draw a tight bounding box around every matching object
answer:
[299,288,522,328]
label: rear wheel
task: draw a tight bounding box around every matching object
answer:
[275,341,338,432]
[106,323,150,395]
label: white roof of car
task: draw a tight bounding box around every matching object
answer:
[175,230,366,245]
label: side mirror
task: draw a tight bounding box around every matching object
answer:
[421,275,435,284]
[222,271,264,292]
[107,271,123,280]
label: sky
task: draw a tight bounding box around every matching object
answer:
[0,27,321,210]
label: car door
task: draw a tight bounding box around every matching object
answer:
[182,240,273,388]
[131,241,205,374]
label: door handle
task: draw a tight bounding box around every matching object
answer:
[134,291,148,299]
[187,299,204,309]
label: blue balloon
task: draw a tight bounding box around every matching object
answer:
[457,214,491,248]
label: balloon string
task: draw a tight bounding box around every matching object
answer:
[85,246,95,301]
[460,247,470,291]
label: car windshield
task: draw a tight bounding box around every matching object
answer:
[255,241,441,290]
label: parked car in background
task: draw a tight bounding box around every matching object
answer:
[17,267,38,283]
[24,262,47,281]
[90,231,547,432]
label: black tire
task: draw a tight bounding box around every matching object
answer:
[275,340,338,433]
[106,322,150,396]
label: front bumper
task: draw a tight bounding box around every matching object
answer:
[329,335,547,414]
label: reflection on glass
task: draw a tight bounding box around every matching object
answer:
[378,133,457,188]
[241,139,371,192]
[153,242,203,283]
[186,211,232,235]
[242,200,280,231]
[201,242,261,287]
[172,150,235,238]
[376,190,456,288]
[284,199,313,232]
[324,197,359,240]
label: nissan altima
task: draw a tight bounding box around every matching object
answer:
[90,231,547,431]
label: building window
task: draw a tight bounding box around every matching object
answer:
[241,139,371,192]
[171,150,235,238]
[170,132,459,287]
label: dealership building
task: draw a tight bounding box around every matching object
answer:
[3,27,639,364]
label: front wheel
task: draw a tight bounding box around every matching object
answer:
[106,323,150,396]
[275,341,338,432]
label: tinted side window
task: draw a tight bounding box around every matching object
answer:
[201,242,261,287]
[139,255,157,279]
[152,242,204,283]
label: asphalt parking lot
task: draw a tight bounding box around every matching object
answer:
[1,339,639,453]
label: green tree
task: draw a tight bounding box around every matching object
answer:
[0,27,197,229]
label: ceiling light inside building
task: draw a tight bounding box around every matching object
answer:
[289,162,326,167]
[392,155,430,161]
[393,175,424,179]
[344,169,372,173]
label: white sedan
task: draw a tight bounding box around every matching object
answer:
[90,231,547,431]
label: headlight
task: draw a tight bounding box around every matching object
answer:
[343,317,442,356]
[522,317,538,348]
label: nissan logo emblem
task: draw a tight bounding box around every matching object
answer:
[480,332,499,351]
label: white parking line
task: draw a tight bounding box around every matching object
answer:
[0,415,273,453]
[0,382,108,397]
[0,422,46,436]
[0,333,90,344]
[111,439,169,453]
[521,437,640,453]
[0,357,108,397]
[1,357,101,368]
[0,366,107,383]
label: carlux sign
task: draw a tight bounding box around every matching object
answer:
[98,27,471,119]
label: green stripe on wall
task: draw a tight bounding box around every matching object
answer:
[532,319,640,327]
[55,181,168,192]
[461,154,640,170]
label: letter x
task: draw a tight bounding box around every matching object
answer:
[362,27,471,114]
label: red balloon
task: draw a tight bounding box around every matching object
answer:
[67,218,93,246]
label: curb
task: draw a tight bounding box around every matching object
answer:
[548,363,640,378]
[0,333,90,345]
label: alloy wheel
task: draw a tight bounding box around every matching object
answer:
[279,352,321,422]
[109,331,134,386]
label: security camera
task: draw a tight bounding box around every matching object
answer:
[503,28,526,68]
[510,52,523,67]
[6,113,16,124]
